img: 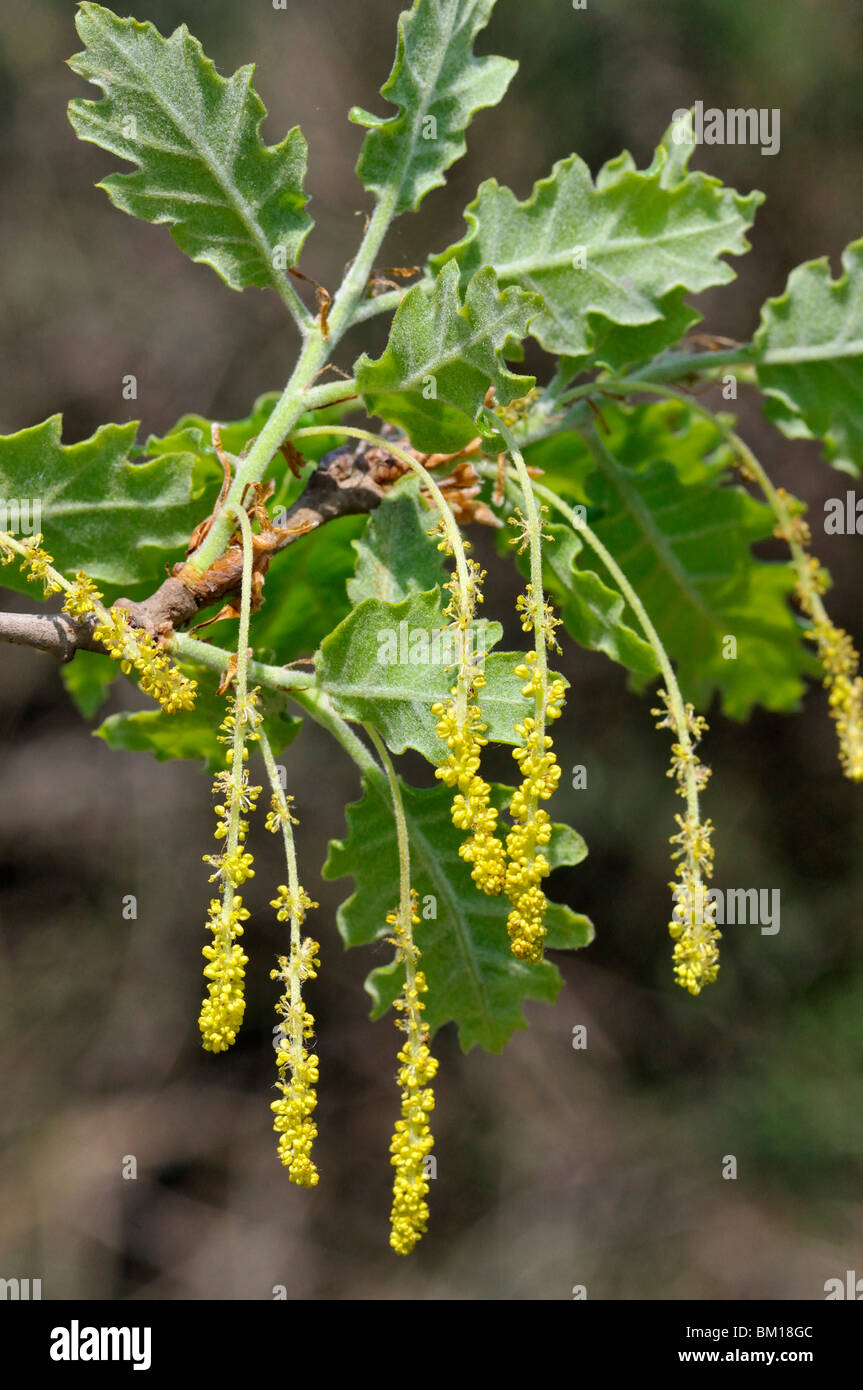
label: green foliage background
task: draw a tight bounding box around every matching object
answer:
[0,0,862,1299]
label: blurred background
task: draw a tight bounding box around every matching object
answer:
[1,0,862,1300]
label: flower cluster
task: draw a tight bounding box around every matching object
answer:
[772,488,863,783]
[0,531,196,713]
[269,879,321,1188]
[62,572,101,617]
[652,689,720,995]
[387,891,438,1256]
[91,606,197,714]
[0,532,63,595]
[432,552,506,896]
[264,774,322,1187]
[199,894,250,1052]
[515,582,562,653]
[806,619,863,782]
[198,692,262,1051]
[433,691,506,895]
[786,534,863,783]
[504,650,565,962]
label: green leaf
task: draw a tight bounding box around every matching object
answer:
[590,396,736,487]
[575,408,817,716]
[317,587,565,762]
[581,112,703,370]
[351,0,516,216]
[521,397,735,503]
[0,416,214,594]
[429,132,761,363]
[68,5,312,298]
[582,290,699,375]
[323,775,592,1052]
[61,651,118,719]
[520,429,597,504]
[347,477,446,605]
[637,108,697,190]
[531,523,658,677]
[96,667,301,772]
[356,261,540,452]
[755,238,863,476]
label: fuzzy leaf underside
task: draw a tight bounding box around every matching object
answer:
[755,238,863,475]
[324,775,592,1053]
[351,0,516,216]
[68,4,312,294]
[356,261,540,452]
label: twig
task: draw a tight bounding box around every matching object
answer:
[0,434,412,662]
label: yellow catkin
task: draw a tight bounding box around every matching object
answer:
[199,894,250,1051]
[0,533,195,713]
[772,489,863,782]
[91,607,197,713]
[387,890,438,1255]
[198,692,261,1051]
[652,689,720,995]
[504,575,565,961]
[433,688,506,895]
[431,548,506,895]
[269,873,321,1188]
[787,538,863,784]
[807,621,863,782]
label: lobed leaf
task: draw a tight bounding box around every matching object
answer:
[350,0,516,216]
[68,4,312,298]
[755,238,863,476]
[572,407,817,716]
[0,415,214,594]
[430,123,761,364]
[356,260,540,452]
[529,522,658,678]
